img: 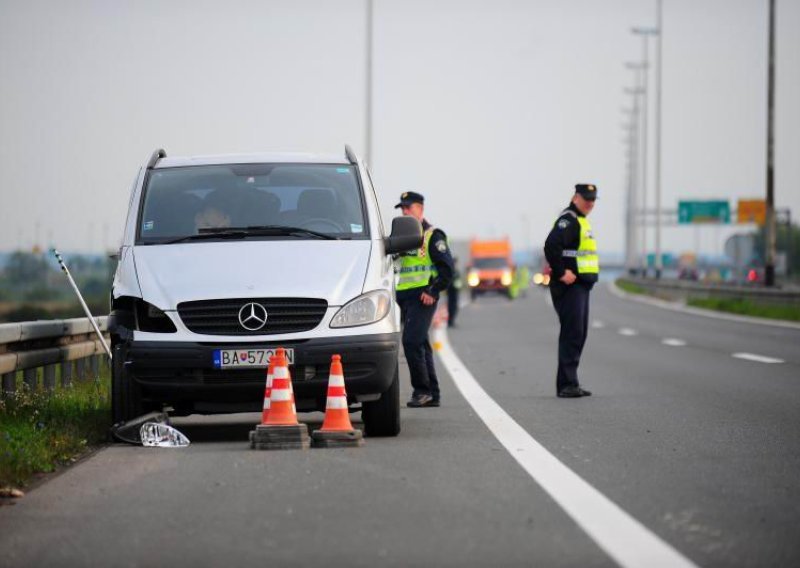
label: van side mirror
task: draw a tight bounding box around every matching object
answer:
[384,216,423,255]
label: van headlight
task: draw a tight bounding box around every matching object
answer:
[467,271,480,287]
[330,290,392,328]
[134,300,177,333]
[501,270,513,286]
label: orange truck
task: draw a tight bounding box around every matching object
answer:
[466,238,516,299]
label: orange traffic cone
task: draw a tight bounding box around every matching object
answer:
[249,347,310,450]
[432,306,446,352]
[311,354,364,448]
[260,355,276,424]
[264,348,299,426]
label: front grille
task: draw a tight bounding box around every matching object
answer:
[177,298,328,336]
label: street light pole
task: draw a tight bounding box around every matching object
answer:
[654,0,664,279]
[765,0,777,286]
[632,27,659,276]
[623,81,643,274]
[624,73,645,275]
[364,0,374,167]
[622,115,637,274]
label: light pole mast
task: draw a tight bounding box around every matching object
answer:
[632,27,659,276]
[622,112,637,274]
[364,0,374,167]
[765,0,776,286]
[654,0,664,279]
[624,67,645,275]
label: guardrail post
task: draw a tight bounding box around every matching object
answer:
[44,364,57,391]
[61,360,73,387]
[2,372,15,395]
[76,358,86,381]
[90,355,100,379]
[23,368,39,390]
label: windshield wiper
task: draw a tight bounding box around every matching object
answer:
[222,225,340,240]
[160,230,250,245]
[160,225,340,245]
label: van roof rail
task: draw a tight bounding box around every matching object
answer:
[344,145,358,165]
[147,148,167,169]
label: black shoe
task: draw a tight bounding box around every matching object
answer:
[557,386,591,398]
[428,399,440,407]
[407,394,434,408]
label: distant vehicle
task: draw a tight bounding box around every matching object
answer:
[533,263,552,287]
[466,238,516,299]
[107,146,423,437]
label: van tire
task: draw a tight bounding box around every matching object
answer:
[362,362,400,437]
[111,344,143,425]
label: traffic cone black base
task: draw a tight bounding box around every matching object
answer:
[311,429,364,448]
[250,423,310,450]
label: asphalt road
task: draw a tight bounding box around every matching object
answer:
[1,283,799,567]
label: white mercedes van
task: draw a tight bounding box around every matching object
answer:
[108,147,422,436]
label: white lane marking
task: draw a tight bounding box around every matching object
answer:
[732,352,784,364]
[662,338,686,347]
[618,327,638,336]
[435,328,698,568]
[591,320,605,329]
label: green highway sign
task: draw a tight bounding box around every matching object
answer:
[678,200,730,224]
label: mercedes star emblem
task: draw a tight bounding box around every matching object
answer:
[238,302,268,331]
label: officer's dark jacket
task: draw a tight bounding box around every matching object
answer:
[544,202,597,288]
[397,219,454,301]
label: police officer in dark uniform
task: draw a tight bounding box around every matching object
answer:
[395,191,454,407]
[544,184,599,398]
[447,257,462,328]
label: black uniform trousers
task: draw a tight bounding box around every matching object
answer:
[447,285,459,327]
[397,294,440,400]
[550,282,591,393]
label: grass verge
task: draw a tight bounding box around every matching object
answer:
[687,297,800,322]
[615,279,646,295]
[1,374,110,489]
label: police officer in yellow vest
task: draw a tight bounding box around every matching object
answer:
[395,191,454,408]
[544,184,599,398]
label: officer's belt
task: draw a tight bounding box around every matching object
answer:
[562,250,596,258]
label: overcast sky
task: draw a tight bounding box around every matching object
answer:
[1,0,798,259]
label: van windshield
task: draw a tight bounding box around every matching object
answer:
[473,257,509,269]
[137,163,369,244]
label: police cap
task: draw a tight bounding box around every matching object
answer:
[575,184,598,201]
[394,191,425,209]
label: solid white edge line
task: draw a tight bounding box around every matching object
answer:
[732,352,785,364]
[434,326,698,568]
[608,281,800,330]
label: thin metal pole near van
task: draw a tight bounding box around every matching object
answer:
[52,249,113,360]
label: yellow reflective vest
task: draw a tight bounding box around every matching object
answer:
[397,228,439,291]
[560,213,599,275]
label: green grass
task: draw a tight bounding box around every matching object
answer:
[687,298,800,322]
[0,372,111,488]
[615,279,646,295]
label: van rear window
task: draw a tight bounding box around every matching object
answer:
[137,164,368,243]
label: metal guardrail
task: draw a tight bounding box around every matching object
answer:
[0,316,110,395]
[619,277,800,307]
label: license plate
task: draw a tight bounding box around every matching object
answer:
[213,348,295,369]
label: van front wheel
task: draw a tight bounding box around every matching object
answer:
[361,363,400,437]
[111,344,144,425]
